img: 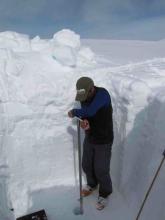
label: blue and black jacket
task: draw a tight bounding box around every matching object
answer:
[72,86,114,144]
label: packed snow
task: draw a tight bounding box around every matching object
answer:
[0,29,165,220]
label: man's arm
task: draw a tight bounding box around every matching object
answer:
[71,89,110,118]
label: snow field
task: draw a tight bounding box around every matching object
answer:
[0,29,165,220]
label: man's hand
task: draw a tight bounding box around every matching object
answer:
[68,111,90,130]
[80,119,90,130]
[68,110,74,118]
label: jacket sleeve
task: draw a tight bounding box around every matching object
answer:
[72,89,111,118]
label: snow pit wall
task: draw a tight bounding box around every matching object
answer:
[0,30,165,219]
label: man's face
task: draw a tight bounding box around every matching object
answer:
[86,87,95,101]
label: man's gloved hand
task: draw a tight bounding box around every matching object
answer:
[80,119,90,130]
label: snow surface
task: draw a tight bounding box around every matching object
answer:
[0,29,165,220]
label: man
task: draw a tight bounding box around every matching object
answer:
[68,76,114,210]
